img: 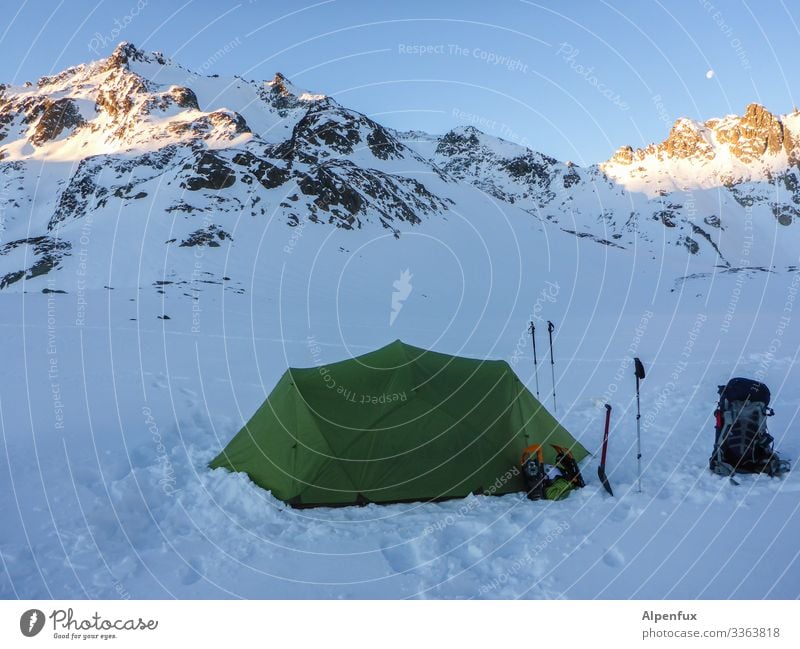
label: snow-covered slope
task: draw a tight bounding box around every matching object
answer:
[1,43,799,600]
[0,42,451,295]
[399,110,800,275]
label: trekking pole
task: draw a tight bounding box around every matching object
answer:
[528,321,540,399]
[547,321,557,413]
[598,404,613,496]
[634,358,646,493]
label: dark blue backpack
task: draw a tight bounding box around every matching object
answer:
[709,378,790,481]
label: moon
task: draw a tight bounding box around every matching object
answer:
[706,69,715,79]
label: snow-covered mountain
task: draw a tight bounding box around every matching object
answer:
[3,43,800,600]
[3,42,800,295]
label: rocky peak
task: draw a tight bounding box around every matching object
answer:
[106,42,143,69]
[269,72,290,95]
[713,102,794,164]
[662,118,714,160]
[609,144,634,165]
[612,118,713,165]
[262,72,326,116]
[105,42,166,71]
[607,103,799,169]
[435,126,482,156]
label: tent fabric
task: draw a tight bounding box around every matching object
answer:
[209,340,587,507]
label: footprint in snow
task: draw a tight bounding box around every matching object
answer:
[603,546,626,568]
[381,536,428,575]
[381,542,416,574]
[609,504,631,522]
[151,375,168,389]
[190,409,209,428]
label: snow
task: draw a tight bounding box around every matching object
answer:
[2,179,799,599]
[2,43,800,600]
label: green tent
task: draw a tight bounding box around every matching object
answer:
[210,340,587,507]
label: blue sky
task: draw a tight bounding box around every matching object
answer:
[1,0,797,163]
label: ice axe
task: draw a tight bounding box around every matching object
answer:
[634,357,646,493]
[598,404,613,496]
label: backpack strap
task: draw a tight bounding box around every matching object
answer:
[709,402,741,484]
[710,455,740,485]
[710,403,733,472]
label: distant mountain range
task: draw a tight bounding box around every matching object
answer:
[2,41,800,293]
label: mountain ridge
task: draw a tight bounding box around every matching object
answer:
[2,41,800,295]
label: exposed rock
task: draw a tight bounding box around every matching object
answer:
[609,104,799,169]
[294,103,363,156]
[230,151,289,189]
[0,95,16,143]
[297,163,363,223]
[501,153,557,185]
[104,41,165,71]
[681,236,700,254]
[561,229,626,249]
[610,145,634,165]
[433,126,556,207]
[262,72,323,116]
[661,119,714,160]
[0,236,71,289]
[771,202,799,226]
[562,167,581,188]
[94,67,150,125]
[179,225,232,247]
[295,160,449,228]
[170,86,199,110]
[655,209,677,227]
[366,122,405,160]
[691,223,727,264]
[728,186,757,208]
[435,126,481,157]
[166,110,250,140]
[273,100,407,165]
[182,151,237,191]
[49,158,104,230]
[31,98,85,145]
[715,103,792,163]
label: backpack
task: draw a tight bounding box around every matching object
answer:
[709,377,790,481]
